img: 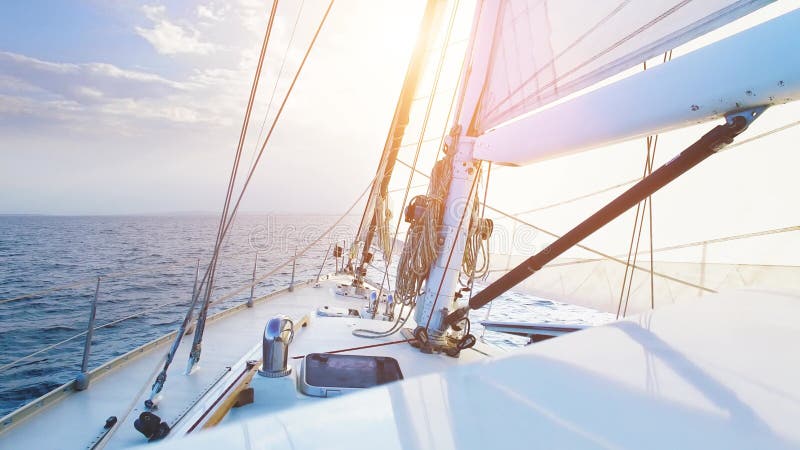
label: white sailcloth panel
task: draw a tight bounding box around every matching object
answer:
[485,255,800,316]
[475,0,772,132]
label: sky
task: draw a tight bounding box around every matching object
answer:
[1,0,797,266]
[0,0,426,215]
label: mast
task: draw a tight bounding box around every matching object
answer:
[350,0,447,285]
[414,0,501,347]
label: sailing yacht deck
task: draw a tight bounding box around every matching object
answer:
[151,289,800,450]
[0,274,499,449]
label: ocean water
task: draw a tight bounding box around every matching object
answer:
[0,214,612,417]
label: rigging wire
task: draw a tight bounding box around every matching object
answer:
[162,0,334,385]
[616,135,657,319]
[349,0,451,270]
[389,183,429,194]
[512,178,639,216]
[648,49,672,309]
[623,143,656,317]
[246,0,306,172]
[94,353,166,449]
[638,225,800,256]
[195,0,334,330]
[375,0,461,303]
[504,225,800,269]
[355,0,463,339]
[392,0,462,308]
[721,118,800,151]
[617,50,671,318]
[190,0,334,305]
[188,0,281,372]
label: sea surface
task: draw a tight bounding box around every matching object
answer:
[0,214,612,417]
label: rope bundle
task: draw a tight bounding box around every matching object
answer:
[395,156,452,305]
[374,195,393,260]
[461,195,490,283]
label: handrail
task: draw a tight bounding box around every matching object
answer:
[0,244,319,306]
[289,248,297,292]
[75,277,100,390]
[0,295,192,373]
[0,248,324,375]
[0,280,321,436]
[314,242,334,286]
[0,256,203,305]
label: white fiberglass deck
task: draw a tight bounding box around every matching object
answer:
[0,275,498,449]
[152,289,800,450]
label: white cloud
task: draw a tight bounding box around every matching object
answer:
[0,73,43,94]
[0,51,218,130]
[136,4,217,55]
[0,51,186,101]
[0,0,435,215]
[0,94,38,115]
[100,98,202,124]
[0,93,83,119]
[196,5,217,21]
[75,86,104,99]
[196,3,228,22]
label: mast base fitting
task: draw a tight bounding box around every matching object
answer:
[410,326,476,358]
[443,307,469,328]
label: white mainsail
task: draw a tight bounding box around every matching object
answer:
[473,0,773,132]
[465,1,800,316]
[369,1,799,317]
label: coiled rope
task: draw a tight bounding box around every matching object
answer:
[395,154,452,305]
[461,163,491,284]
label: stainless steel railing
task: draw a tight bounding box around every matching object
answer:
[0,248,333,385]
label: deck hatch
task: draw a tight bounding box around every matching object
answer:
[299,353,403,397]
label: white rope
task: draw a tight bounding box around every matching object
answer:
[374,195,393,260]
[395,155,452,305]
[461,167,491,283]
